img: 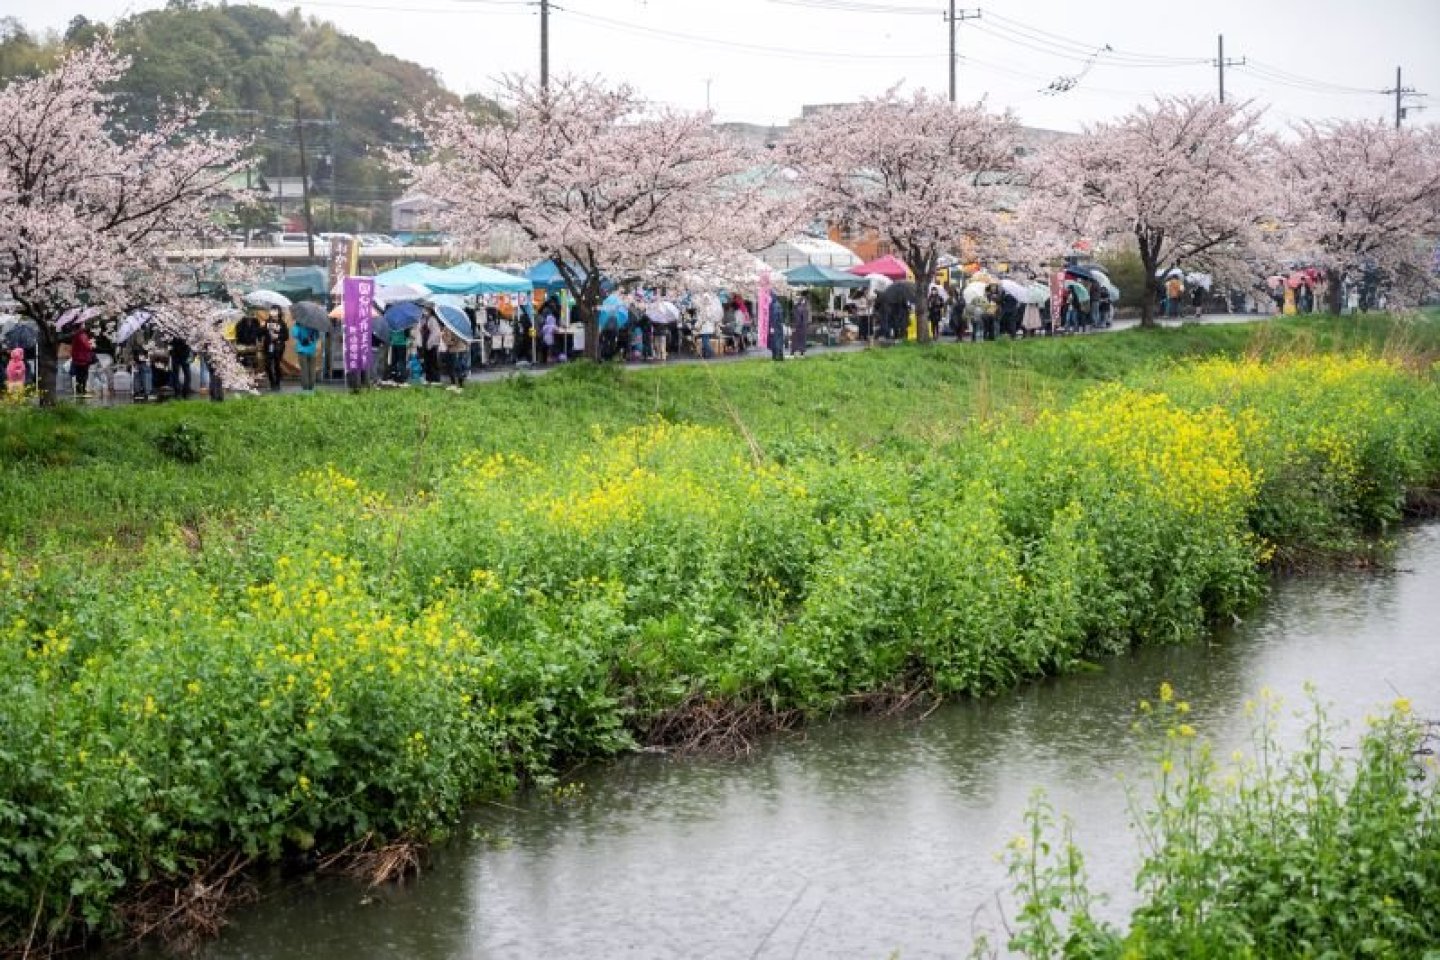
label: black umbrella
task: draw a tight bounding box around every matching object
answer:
[292,301,335,336]
[1,318,38,351]
[875,280,919,307]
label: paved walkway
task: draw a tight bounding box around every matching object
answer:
[45,312,1271,407]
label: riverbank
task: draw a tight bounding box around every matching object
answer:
[3,315,1440,954]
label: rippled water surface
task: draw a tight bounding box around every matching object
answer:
[189,526,1440,960]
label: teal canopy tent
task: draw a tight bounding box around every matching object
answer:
[784,263,869,289]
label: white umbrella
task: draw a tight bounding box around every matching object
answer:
[864,274,892,293]
[56,306,101,333]
[1025,282,1051,305]
[963,282,989,305]
[375,283,430,306]
[116,310,154,343]
[1186,272,1213,290]
[659,301,681,324]
[244,290,292,309]
[1000,278,1028,301]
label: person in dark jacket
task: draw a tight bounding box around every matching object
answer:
[235,312,262,370]
[789,295,810,357]
[169,336,193,399]
[262,309,288,390]
[768,295,785,361]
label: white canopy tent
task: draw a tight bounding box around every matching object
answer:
[758,235,862,272]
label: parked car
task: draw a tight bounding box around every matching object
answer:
[358,233,399,247]
[267,232,323,247]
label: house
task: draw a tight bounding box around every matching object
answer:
[262,176,312,217]
[391,193,451,234]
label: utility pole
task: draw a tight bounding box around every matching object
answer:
[945,4,982,104]
[295,101,317,260]
[1214,34,1245,104]
[1382,66,1426,128]
[540,0,550,93]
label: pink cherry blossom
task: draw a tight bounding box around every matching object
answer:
[1272,120,1440,311]
[395,75,798,358]
[1024,97,1273,325]
[780,88,1020,342]
[0,44,251,403]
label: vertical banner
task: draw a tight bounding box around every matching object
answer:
[343,276,375,374]
[328,236,356,297]
[757,269,772,348]
[1050,271,1066,328]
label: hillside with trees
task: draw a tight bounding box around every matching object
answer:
[0,2,474,231]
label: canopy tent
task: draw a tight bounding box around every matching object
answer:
[374,262,533,297]
[783,263,868,289]
[848,255,911,281]
[438,262,534,295]
[759,236,863,272]
[525,259,591,293]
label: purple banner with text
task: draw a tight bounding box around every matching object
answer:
[342,276,375,374]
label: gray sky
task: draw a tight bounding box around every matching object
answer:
[8,0,1439,132]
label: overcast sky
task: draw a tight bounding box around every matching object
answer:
[8,0,1439,132]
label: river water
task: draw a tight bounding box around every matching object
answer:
[191,525,1440,960]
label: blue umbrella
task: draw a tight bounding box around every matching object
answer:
[384,301,424,332]
[433,304,473,340]
[599,292,629,330]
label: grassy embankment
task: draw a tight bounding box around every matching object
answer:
[2,314,1439,953]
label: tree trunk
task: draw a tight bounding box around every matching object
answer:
[37,322,60,407]
[1326,267,1344,316]
[915,268,934,344]
[1138,249,1159,328]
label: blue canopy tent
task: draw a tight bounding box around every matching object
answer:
[374,262,443,288]
[525,259,589,293]
[784,263,868,289]
[373,262,533,297]
[433,262,533,296]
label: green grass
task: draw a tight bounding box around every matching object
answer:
[3,314,1435,548]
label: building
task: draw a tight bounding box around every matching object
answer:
[390,193,451,234]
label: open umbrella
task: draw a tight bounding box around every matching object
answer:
[292,301,334,335]
[384,301,425,332]
[1,318,38,351]
[1000,278,1028,301]
[433,304,473,340]
[116,310,153,343]
[1065,280,1091,304]
[244,290,293,309]
[55,306,102,334]
[599,292,629,330]
[876,280,919,307]
[1185,272,1213,290]
[963,282,989,305]
[1025,282,1051,305]
[864,274,893,294]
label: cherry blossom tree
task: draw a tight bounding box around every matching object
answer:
[1273,120,1440,312]
[780,89,1020,343]
[397,75,796,359]
[1026,97,1272,325]
[0,44,250,403]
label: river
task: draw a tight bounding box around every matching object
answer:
[186,525,1440,960]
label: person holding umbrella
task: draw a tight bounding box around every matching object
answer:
[262,308,289,391]
[790,293,811,358]
[69,327,96,398]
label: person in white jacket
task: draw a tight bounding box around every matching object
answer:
[695,292,722,359]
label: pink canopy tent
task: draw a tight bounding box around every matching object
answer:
[847,255,911,281]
